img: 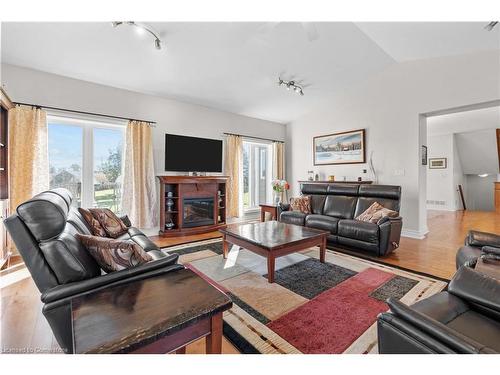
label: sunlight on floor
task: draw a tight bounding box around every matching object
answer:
[0,267,31,289]
[223,245,240,269]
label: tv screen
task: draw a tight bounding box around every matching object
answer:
[165,134,223,172]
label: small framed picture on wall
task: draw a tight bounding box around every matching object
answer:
[421,145,427,166]
[429,157,447,169]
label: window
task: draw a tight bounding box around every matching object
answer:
[242,140,272,211]
[48,115,125,212]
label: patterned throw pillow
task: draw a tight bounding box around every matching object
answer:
[356,202,398,224]
[290,196,311,214]
[78,208,108,237]
[88,208,129,238]
[76,234,153,273]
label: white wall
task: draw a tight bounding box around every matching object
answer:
[465,174,496,211]
[0,64,286,177]
[426,134,456,211]
[286,51,500,237]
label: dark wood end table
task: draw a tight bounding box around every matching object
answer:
[259,203,280,222]
[71,268,232,354]
[219,221,328,283]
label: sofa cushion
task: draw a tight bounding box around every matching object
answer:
[39,221,101,284]
[305,214,339,234]
[280,211,307,226]
[338,219,379,244]
[76,234,153,273]
[323,195,357,219]
[17,190,70,241]
[130,232,161,252]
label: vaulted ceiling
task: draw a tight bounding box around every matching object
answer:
[1,22,499,123]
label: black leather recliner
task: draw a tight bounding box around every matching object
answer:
[4,188,184,353]
[280,183,402,256]
[377,266,500,353]
[456,230,500,269]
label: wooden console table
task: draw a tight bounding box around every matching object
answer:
[71,268,232,354]
[158,175,228,237]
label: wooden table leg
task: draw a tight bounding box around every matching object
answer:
[319,235,326,263]
[175,346,186,354]
[222,236,229,259]
[261,208,266,222]
[267,254,275,283]
[205,312,223,354]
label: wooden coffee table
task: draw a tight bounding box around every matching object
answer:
[71,268,232,354]
[219,221,328,283]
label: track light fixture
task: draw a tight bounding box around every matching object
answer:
[111,21,163,50]
[484,21,498,31]
[278,77,304,96]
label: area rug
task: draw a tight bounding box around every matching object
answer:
[162,239,447,354]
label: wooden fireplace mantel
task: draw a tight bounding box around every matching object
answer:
[157,175,228,237]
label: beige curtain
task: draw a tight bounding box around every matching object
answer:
[272,141,286,200]
[9,106,49,213]
[224,135,242,218]
[121,121,157,228]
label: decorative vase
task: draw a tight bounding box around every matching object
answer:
[166,198,174,211]
[273,191,282,205]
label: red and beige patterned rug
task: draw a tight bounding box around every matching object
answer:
[163,239,447,354]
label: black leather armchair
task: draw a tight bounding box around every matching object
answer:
[4,188,184,353]
[456,230,500,269]
[377,266,500,353]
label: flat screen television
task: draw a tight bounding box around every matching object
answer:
[164,134,223,172]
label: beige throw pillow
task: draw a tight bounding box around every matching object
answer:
[290,196,311,214]
[356,202,398,224]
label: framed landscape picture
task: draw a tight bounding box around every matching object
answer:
[313,129,366,165]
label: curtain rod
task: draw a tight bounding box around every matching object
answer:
[14,102,157,125]
[223,132,284,143]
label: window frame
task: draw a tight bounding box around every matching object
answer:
[241,139,272,212]
[47,113,126,210]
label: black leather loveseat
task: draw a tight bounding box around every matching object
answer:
[377,265,500,353]
[280,183,402,256]
[4,188,184,353]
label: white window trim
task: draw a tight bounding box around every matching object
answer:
[47,113,126,209]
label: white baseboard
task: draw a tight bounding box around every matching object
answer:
[401,228,429,240]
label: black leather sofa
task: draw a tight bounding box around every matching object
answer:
[4,188,184,353]
[456,230,500,269]
[377,265,500,353]
[280,183,402,256]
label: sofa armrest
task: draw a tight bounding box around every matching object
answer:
[41,254,182,303]
[466,230,500,248]
[481,246,500,258]
[447,266,500,314]
[378,216,403,256]
[119,214,132,228]
[386,297,496,353]
[279,202,291,212]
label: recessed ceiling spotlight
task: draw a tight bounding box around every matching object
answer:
[111,21,163,50]
[484,21,498,31]
[278,77,304,96]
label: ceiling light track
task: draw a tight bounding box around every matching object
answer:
[278,77,304,96]
[112,21,163,50]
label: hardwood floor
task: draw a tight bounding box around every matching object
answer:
[1,209,498,353]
